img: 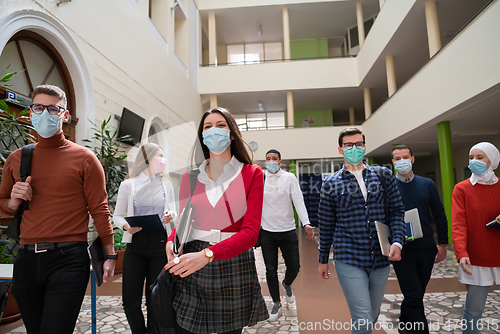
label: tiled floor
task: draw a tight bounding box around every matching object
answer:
[2,233,500,333]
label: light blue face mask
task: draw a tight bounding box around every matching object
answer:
[202,127,231,155]
[394,159,413,175]
[266,161,280,173]
[468,159,488,176]
[31,110,62,138]
[343,147,365,165]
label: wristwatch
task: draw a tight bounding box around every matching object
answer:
[105,253,119,260]
[204,248,214,263]
[438,244,448,249]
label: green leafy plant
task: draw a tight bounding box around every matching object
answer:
[83,116,131,212]
[83,116,132,249]
[0,64,36,184]
[0,228,16,264]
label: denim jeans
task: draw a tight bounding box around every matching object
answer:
[12,242,90,334]
[260,229,300,303]
[462,284,490,334]
[392,246,438,333]
[123,232,167,334]
[334,260,390,334]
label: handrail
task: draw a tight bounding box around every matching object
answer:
[200,54,356,67]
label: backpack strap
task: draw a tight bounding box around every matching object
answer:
[188,169,200,197]
[372,166,389,223]
[20,144,35,211]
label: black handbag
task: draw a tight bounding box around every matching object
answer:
[150,269,177,334]
[150,169,199,334]
[6,144,34,242]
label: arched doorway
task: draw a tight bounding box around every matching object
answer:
[0,30,78,141]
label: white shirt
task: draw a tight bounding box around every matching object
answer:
[197,156,244,207]
[350,169,367,201]
[261,169,310,232]
[459,265,500,286]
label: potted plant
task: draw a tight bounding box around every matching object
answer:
[83,116,130,273]
[0,65,33,323]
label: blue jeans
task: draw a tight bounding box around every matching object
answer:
[463,284,490,334]
[12,242,90,334]
[334,260,390,334]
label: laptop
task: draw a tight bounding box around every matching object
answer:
[405,208,423,241]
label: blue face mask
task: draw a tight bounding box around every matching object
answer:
[266,161,280,173]
[31,110,62,138]
[202,127,231,155]
[394,159,413,175]
[468,159,488,176]
[343,147,365,165]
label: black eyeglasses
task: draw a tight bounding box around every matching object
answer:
[343,141,365,150]
[30,104,66,115]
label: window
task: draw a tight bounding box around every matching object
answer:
[0,31,77,142]
[227,45,245,65]
[233,112,285,131]
[264,43,282,61]
[227,42,282,65]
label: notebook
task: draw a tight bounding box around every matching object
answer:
[404,208,423,241]
[125,214,165,234]
[88,236,105,287]
[375,221,391,256]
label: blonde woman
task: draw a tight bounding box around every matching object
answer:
[113,143,177,334]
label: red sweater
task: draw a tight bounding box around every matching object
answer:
[0,132,114,246]
[168,164,264,260]
[452,179,500,267]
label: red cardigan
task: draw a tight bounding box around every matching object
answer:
[168,164,264,260]
[452,179,500,267]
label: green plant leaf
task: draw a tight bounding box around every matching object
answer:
[0,72,16,83]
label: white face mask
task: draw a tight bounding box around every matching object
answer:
[31,110,62,138]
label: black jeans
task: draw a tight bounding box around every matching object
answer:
[123,232,167,334]
[12,242,90,334]
[392,245,438,334]
[260,229,300,303]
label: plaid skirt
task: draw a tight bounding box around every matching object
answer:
[173,240,269,333]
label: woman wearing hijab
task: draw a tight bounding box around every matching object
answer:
[452,142,500,334]
[113,143,177,334]
[163,107,268,334]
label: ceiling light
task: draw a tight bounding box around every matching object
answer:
[258,101,264,111]
[257,23,262,37]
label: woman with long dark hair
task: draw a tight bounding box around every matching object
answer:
[114,143,177,334]
[164,107,268,334]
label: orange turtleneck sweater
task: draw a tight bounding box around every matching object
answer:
[0,131,114,246]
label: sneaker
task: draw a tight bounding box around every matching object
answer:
[281,280,295,304]
[268,303,282,322]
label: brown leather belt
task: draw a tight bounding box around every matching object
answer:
[21,241,82,253]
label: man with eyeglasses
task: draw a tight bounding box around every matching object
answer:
[318,127,405,334]
[0,85,116,333]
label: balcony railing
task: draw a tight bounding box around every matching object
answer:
[200,54,356,67]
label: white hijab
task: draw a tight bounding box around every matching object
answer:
[469,142,499,185]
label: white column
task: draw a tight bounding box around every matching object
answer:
[386,55,397,97]
[356,3,365,48]
[210,95,217,108]
[287,91,294,128]
[208,13,217,65]
[379,0,386,9]
[425,1,442,58]
[364,88,372,119]
[283,8,291,60]
[349,108,355,125]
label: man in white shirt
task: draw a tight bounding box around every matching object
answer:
[261,149,315,321]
